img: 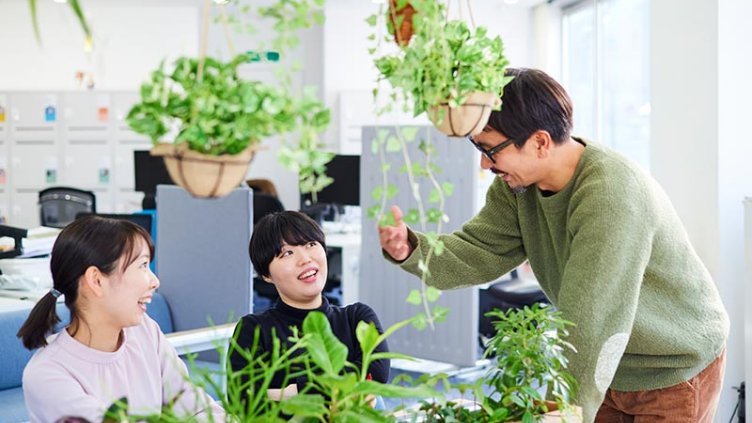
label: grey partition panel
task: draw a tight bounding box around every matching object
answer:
[360,126,479,366]
[156,185,253,332]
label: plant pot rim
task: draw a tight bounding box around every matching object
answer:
[150,142,258,163]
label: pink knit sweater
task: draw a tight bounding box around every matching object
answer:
[23,316,224,422]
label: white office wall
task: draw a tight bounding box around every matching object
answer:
[652,0,752,420]
[719,0,752,420]
[0,0,199,90]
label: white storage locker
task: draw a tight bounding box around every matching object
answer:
[11,143,59,189]
[10,189,41,229]
[64,141,111,189]
[9,93,59,131]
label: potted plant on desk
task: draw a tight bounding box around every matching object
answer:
[415,304,581,422]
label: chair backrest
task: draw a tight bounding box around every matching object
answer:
[253,193,285,225]
[38,187,96,228]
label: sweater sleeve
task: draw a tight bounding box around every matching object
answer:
[557,172,656,422]
[153,319,225,421]
[350,303,390,383]
[392,178,527,289]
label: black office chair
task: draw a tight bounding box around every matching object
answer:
[38,187,96,228]
[253,193,285,225]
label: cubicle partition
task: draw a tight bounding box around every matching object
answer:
[359,126,481,367]
[155,185,253,333]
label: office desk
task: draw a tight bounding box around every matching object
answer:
[0,296,35,313]
[326,231,361,305]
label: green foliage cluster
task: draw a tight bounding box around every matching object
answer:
[126,55,328,157]
[124,0,334,196]
[66,305,577,422]
[369,0,512,117]
[419,304,578,423]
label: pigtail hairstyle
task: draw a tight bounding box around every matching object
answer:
[17,215,153,350]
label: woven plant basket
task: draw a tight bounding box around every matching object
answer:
[389,0,415,46]
[150,143,257,198]
[428,91,501,138]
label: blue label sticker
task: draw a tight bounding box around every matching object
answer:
[45,106,56,122]
[46,169,57,184]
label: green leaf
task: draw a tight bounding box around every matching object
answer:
[302,312,348,374]
[442,182,455,197]
[406,289,422,305]
[426,286,441,302]
[403,208,420,225]
[352,380,440,399]
[355,320,381,357]
[279,394,327,416]
[386,135,401,152]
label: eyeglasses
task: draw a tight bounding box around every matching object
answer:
[466,135,516,164]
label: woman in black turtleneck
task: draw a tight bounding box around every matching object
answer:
[229,211,389,402]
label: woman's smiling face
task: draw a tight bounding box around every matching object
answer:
[264,240,328,309]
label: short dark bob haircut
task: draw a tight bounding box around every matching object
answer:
[249,211,326,279]
[487,68,574,147]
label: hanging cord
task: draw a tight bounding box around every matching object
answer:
[197,0,212,83]
[218,3,236,57]
[466,0,476,29]
[446,0,475,29]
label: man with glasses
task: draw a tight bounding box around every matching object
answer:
[378,68,728,423]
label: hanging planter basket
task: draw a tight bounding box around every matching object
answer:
[428,91,501,138]
[150,143,257,198]
[389,0,415,46]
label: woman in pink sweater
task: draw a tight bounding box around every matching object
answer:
[17,216,224,422]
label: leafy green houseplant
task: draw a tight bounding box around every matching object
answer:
[125,0,332,198]
[415,304,580,422]
[372,0,512,137]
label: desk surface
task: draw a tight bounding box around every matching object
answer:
[0,296,35,313]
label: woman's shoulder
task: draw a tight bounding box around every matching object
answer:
[339,302,379,321]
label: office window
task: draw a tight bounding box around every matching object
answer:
[562,0,650,169]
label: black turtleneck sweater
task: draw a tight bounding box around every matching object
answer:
[229,296,390,398]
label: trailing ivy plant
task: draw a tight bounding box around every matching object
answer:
[367,126,451,330]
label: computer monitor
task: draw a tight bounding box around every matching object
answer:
[300,155,360,222]
[134,150,173,209]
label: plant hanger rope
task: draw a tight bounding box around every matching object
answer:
[444,0,476,29]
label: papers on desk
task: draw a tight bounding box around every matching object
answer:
[0,226,60,258]
[0,257,52,291]
[22,227,60,258]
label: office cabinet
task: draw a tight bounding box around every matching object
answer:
[11,143,59,189]
[10,190,41,229]
[0,91,148,228]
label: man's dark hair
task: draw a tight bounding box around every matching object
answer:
[487,68,573,146]
[249,210,326,278]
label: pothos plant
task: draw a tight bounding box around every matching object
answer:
[125,0,334,199]
[371,0,512,127]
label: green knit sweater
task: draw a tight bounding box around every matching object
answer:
[396,140,729,422]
